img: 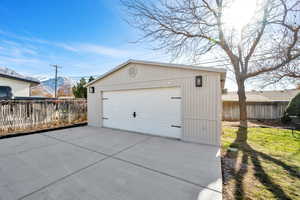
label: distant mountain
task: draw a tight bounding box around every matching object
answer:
[0,66,95,97]
[31,85,53,98]
[41,77,75,93]
[31,76,75,97]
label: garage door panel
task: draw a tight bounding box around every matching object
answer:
[134,120,181,138]
[102,87,181,138]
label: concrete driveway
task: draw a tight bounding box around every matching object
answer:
[0,126,222,200]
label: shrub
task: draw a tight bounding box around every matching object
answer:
[282,92,300,123]
[286,92,300,116]
[281,112,291,124]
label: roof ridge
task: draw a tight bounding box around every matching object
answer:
[86,59,226,87]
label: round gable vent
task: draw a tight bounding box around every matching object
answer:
[128,67,138,78]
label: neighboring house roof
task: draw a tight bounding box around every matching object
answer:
[86,59,227,87]
[222,89,300,102]
[0,73,40,85]
[0,67,40,85]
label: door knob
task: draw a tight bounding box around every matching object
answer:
[133,112,136,118]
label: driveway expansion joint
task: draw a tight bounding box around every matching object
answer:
[41,133,153,157]
[110,136,154,157]
[18,134,156,199]
[113,157,222,194]
[18,135,155,200]
[18,132,221,199]
[41,133,109,156]
[41,133,220,193]
[17,156,109,200]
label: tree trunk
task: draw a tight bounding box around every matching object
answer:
[237,79,248,143]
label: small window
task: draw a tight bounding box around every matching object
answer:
[89,87,95,93]
[0,86,12,98]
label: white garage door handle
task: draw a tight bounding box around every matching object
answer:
[171,125,181,128]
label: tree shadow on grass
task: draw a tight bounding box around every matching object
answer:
[253,149,300,179]
[233,149,249,200]
[245,143,293,200]
[223,127,296,200]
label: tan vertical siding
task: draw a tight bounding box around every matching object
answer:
[88,63,223,146]
[182,74,222,145]
[87,90,102,127]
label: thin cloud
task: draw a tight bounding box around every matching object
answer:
[55,43,78,52]
[0,29,135,57]
[0,55,45,65]
[73,44,132,57]
[0,40,38,56]
[0,29,152,78]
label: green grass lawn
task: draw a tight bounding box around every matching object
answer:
[221,127,300,200]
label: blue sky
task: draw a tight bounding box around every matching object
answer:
[0,0,168,79]
[2,0,287,91]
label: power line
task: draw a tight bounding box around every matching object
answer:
[50,64,62,98]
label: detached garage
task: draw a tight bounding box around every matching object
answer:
[86,60,226,146]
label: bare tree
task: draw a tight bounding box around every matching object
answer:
[122,0,300,142]
[256,61,300,87]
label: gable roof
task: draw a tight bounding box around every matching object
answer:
[222,89,300,102]
[86,59,227,87]
[0,72,40,85]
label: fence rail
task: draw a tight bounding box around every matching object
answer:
[223,101,289,121]
[0,99,87,136]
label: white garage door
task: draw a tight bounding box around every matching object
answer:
[102,87,181,138]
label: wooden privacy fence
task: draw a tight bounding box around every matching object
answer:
[0,99,87,136]
[223,101,289,121]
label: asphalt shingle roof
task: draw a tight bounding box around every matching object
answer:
[222,89,300,102]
